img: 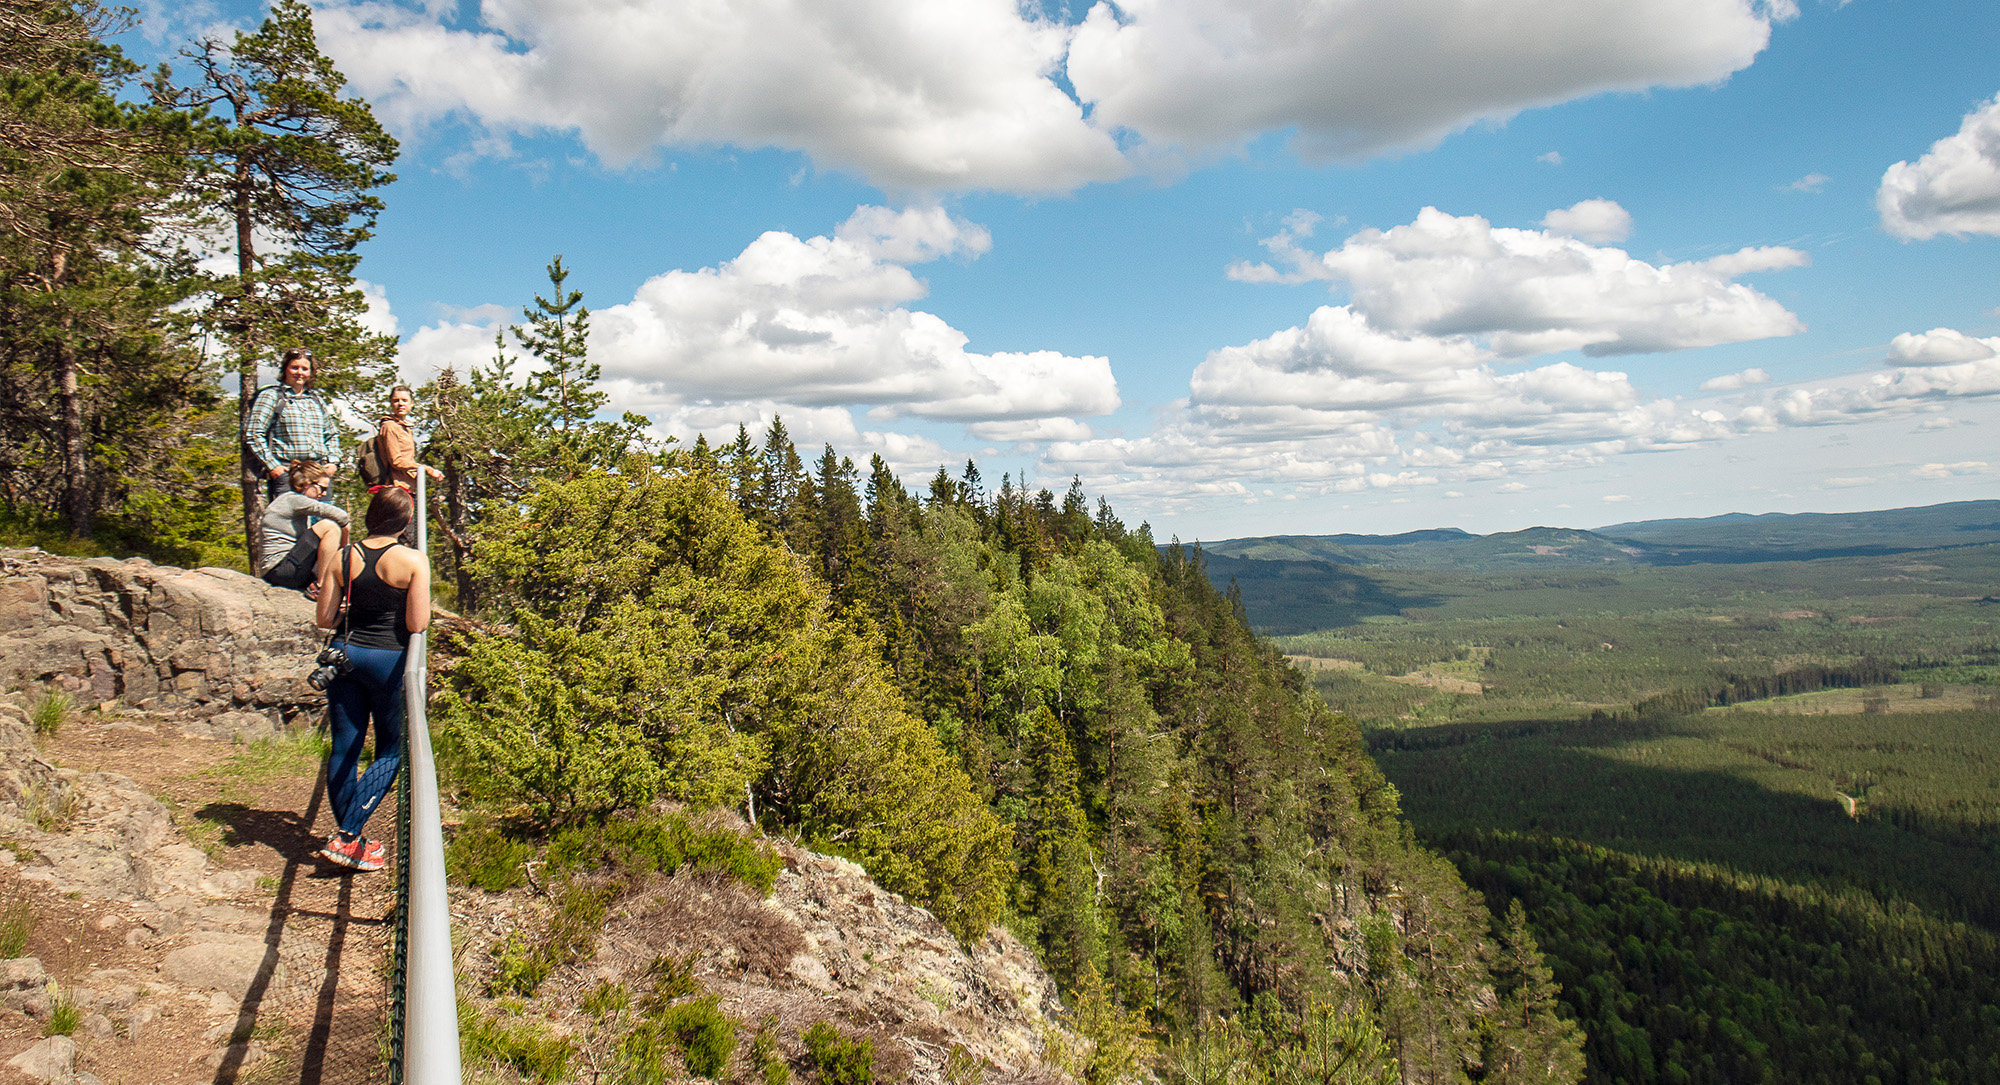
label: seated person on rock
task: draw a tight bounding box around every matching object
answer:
[259,461,349,594]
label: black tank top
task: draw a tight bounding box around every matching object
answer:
[342,541,411,651]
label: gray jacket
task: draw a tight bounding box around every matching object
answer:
[259,492,351,574]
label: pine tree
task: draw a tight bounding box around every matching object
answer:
[724,424,762,524]
[152,0,398,567]
[812,444,865,599]
[1023,705,1104,986]
[0,0,213,544]
[417,345,540,611]
[1483,900,1586,1085]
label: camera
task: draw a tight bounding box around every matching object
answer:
[308,646,353,691]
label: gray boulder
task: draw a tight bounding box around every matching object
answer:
[0,550,323,718]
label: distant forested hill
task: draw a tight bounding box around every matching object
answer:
[1199,500,2000,635]
[1202,499,2000,576]
[1595,498,2000,553]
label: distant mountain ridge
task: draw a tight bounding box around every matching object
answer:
[1201,499,2000,572]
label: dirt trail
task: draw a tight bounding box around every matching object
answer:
[0,708,393,1085]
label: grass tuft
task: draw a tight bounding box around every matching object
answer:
[28,690,72,737]
[23,780,79,832]
[0,903,32,958]
[42,988,79,1037]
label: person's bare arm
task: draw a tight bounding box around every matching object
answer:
[404,553,432,634]
[315,548,345,630]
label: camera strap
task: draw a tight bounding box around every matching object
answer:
[339,543,355,642]
[320,543,355,655]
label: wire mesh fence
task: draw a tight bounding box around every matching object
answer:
[220,775,400,1085]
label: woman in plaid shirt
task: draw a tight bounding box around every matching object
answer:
[245,347,342,499]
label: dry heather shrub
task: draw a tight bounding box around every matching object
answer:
[628,869,806,978]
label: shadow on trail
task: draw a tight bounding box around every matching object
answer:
[194,801,322,863]
[205,774,394,1085]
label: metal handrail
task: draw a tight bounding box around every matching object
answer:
[392,470,462,1083]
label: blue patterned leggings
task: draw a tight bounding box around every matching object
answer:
[325,640,406,838]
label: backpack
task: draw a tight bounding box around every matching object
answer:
[355,433,387,489]
[241,384,283,473]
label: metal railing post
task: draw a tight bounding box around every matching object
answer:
[395,469,462,1083]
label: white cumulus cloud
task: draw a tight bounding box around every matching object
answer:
[314,0,1127,193]
[1877,94,2000,240]
[1041,304,1750,505]
[1700,368,1770,391]
[1230,205,1807,356]
[1888,327,2000,365]
[590,206,1116,424]
[398,205,1118,457]
[1732,326,2000,427]
[1542,199,1632,243]
[1065,0,1788,161]
[316,0,1796,192]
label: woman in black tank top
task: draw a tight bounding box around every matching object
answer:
[313,487,432,871]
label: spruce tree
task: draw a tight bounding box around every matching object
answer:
[1483,900,1586,1085]
[516,255,603,438]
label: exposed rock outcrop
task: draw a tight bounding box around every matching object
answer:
[0,548,320,726]
[454,838,1074,1082]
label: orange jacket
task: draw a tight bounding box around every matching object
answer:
[377,416,420,491]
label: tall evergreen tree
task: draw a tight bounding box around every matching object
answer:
[1482,900,1586,1085]
[812,444,865,600]
[516,255,602,439]
[0,0,214,546]
[151,0,398,567]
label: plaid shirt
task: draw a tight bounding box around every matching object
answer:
[245,385,341,472]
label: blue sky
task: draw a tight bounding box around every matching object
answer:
[135,0,2000,541]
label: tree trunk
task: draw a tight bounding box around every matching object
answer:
[52,246,89,539]
[235,156,264,571]
[57,337,88,539]
[442,459,477,611]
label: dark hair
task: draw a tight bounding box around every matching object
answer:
[364,486,414,537]
[390,384,414,400]
[280,347,316,385]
